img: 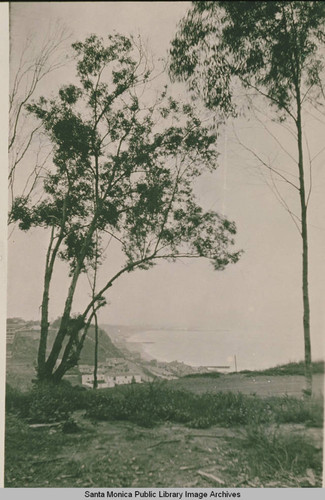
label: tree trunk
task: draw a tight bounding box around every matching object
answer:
[93,313,99,390]
[52,312,96,383]
[296,90,312,396]
[92,230,99,390]
[37,227,63,380]
[51,316,84,382]
[43,270,81,377]
[42,217,98,380]
[38,266,51,379]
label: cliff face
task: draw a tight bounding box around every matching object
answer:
[6,320,125,390]
[76,325,124,364]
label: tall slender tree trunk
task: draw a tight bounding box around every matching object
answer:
[92,230,99,390]
[93,313,99,389]
[38,239,53,379]
[296,89,312,396]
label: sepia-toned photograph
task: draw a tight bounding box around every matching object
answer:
[4,0,325,489]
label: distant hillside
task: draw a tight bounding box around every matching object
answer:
[10,325,123,364]
[6,321,125,389]
[76,325,124,364]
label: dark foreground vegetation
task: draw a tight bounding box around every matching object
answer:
[6,378,324,429]
[5,373,324,487]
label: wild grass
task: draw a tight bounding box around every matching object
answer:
[231,425,323,487]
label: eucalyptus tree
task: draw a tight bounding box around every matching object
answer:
[9,21,71,218]
[170,1,325,395]
[10,34,241,384]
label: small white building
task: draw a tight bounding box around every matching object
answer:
[114,375,132,385]
[82,373,115,388]
[81,372,142,389]
[114,374,142,385]
[79,364,94,374]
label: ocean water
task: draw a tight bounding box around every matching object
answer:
[127,328,305,371]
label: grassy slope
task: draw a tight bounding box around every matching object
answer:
[239,360,325,377]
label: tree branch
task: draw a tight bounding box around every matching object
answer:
[234,128,300,191]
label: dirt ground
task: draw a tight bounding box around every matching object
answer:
[6,410,323,488]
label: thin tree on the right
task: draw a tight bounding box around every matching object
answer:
[170,1,325,395]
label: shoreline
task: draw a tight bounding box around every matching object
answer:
[107,327,321,373]
[124,339,156,362]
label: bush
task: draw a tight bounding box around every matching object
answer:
[85,384,259,427]
[6,381,88,423]
[5,384,32,418]
[28,383,73,423]
[85,382,323,429]
[6,379,323,429]
[183,371,221,379]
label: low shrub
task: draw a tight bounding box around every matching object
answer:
[85,382,323,429]
[7,379,323,429]
[183,371,221,379]
[6,381,88,423]
[84,382,190,425]
[27,383,73,423]
[5,384,32,418]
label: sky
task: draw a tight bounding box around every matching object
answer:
[6,1,325,369]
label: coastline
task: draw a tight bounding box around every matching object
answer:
[123,339,156,362]
[112,327,314,372]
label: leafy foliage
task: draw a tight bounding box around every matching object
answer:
[14,34,241,273]
[170,1,325,397]
[10,33,241,382]
[170,1,325,118]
